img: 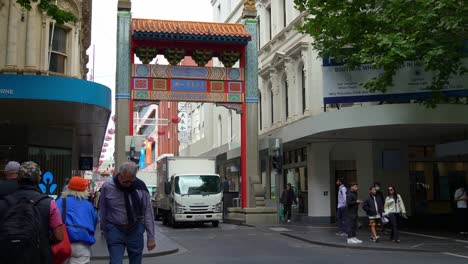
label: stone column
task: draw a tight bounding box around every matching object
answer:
[269,69,280,126]
[25,6,39,71]
[6,0,19,69]
[284,57,295,120]
[115,0,132,168]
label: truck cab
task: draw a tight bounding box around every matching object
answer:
[155,157,223,227]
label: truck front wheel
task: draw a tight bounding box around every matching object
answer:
[212,221,219,227]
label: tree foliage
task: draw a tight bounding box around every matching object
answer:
[16,0,77,24]
[294,0,468,105]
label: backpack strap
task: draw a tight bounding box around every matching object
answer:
[61,197,67,224]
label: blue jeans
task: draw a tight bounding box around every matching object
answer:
[106,223,145,264]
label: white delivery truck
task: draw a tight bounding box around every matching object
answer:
[155,156,223,228]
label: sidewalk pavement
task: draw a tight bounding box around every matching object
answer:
[90,224,179,260]
[254,223,468,253]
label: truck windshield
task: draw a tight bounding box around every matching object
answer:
[174,175,221,195]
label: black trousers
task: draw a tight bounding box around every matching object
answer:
[284,204,292,220]
[347,215,357,238]
[456,208,468,232]
[389,213,400,240]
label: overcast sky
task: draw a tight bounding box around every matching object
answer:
[89,0,213,161]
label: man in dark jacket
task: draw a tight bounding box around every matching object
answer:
[280,183,297,223]
[363,186,384,242]
[346,183,363,244]
[0,161,20,197]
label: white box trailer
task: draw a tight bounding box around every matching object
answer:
[155,156,223,227]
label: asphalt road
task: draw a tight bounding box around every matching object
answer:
[93,222,468,264]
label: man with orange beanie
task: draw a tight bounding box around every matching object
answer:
[56,176,97,264]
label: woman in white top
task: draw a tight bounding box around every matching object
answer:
[384,186,406,243]
[454,185,467,235]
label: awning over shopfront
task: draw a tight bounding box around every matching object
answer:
[0,75,112,167]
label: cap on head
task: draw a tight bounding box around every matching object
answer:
[68,176,89,192]
[4,161,20,175]
[18,161,42,183]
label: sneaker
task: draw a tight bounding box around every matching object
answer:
[352,238,363,243]
[370,237,377,242]
[287,220,291,223]
[347,238,359,244]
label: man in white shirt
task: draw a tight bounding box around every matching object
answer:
[454,185,467,235]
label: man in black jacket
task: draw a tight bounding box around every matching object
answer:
[363,186,384,242]
[0,161,20,197]
[346,183,363,244]
[280,183,297,223]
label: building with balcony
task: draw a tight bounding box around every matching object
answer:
[0,0,111,195]
[206,0,468,227]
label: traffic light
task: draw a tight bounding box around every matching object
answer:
[272,156,282,174]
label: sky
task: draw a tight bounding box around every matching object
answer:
[88,0,213,161]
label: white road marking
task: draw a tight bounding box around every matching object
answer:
[454,239,468,244]
[269,227,291,232]
[400,231,447,240]
[411,243,424,248]
[442,252,468,259]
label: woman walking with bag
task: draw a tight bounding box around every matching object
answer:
[384,186,407,243]
[56,177,98,264]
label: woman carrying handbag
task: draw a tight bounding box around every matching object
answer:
[383,186,407,243]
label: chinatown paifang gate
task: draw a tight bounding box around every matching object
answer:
[115,0,276,224]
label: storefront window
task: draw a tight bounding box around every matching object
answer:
[28,146,72,198]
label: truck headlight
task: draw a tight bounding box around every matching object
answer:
[214,202,222,213]
[175,202,184,214]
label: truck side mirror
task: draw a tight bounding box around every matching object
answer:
[164,182,171,195]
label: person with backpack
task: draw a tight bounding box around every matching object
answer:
[0,161,64,264]
[56,176,97,264]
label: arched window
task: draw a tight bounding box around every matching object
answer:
[258,89,262,129]
[302,65,306,113]
[284,76,289,119]
[218,115,222,146]
[270,86,274,125]
[228,110,233,142]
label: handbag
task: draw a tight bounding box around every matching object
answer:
[52,198,72,264]
[381,216,389,224]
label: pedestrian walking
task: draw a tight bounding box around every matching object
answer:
[454,184,467,235]
[335,178,348,236]
[280,183,297,223]
[0,161,64,264]
[363,186,384,242]
[384,186,407,243]
[99,162,156,264]
[346,183,363,244]
[56,176,98,264]
[0,161,20,197]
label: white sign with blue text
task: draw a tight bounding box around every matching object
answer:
[323,59,468,104]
